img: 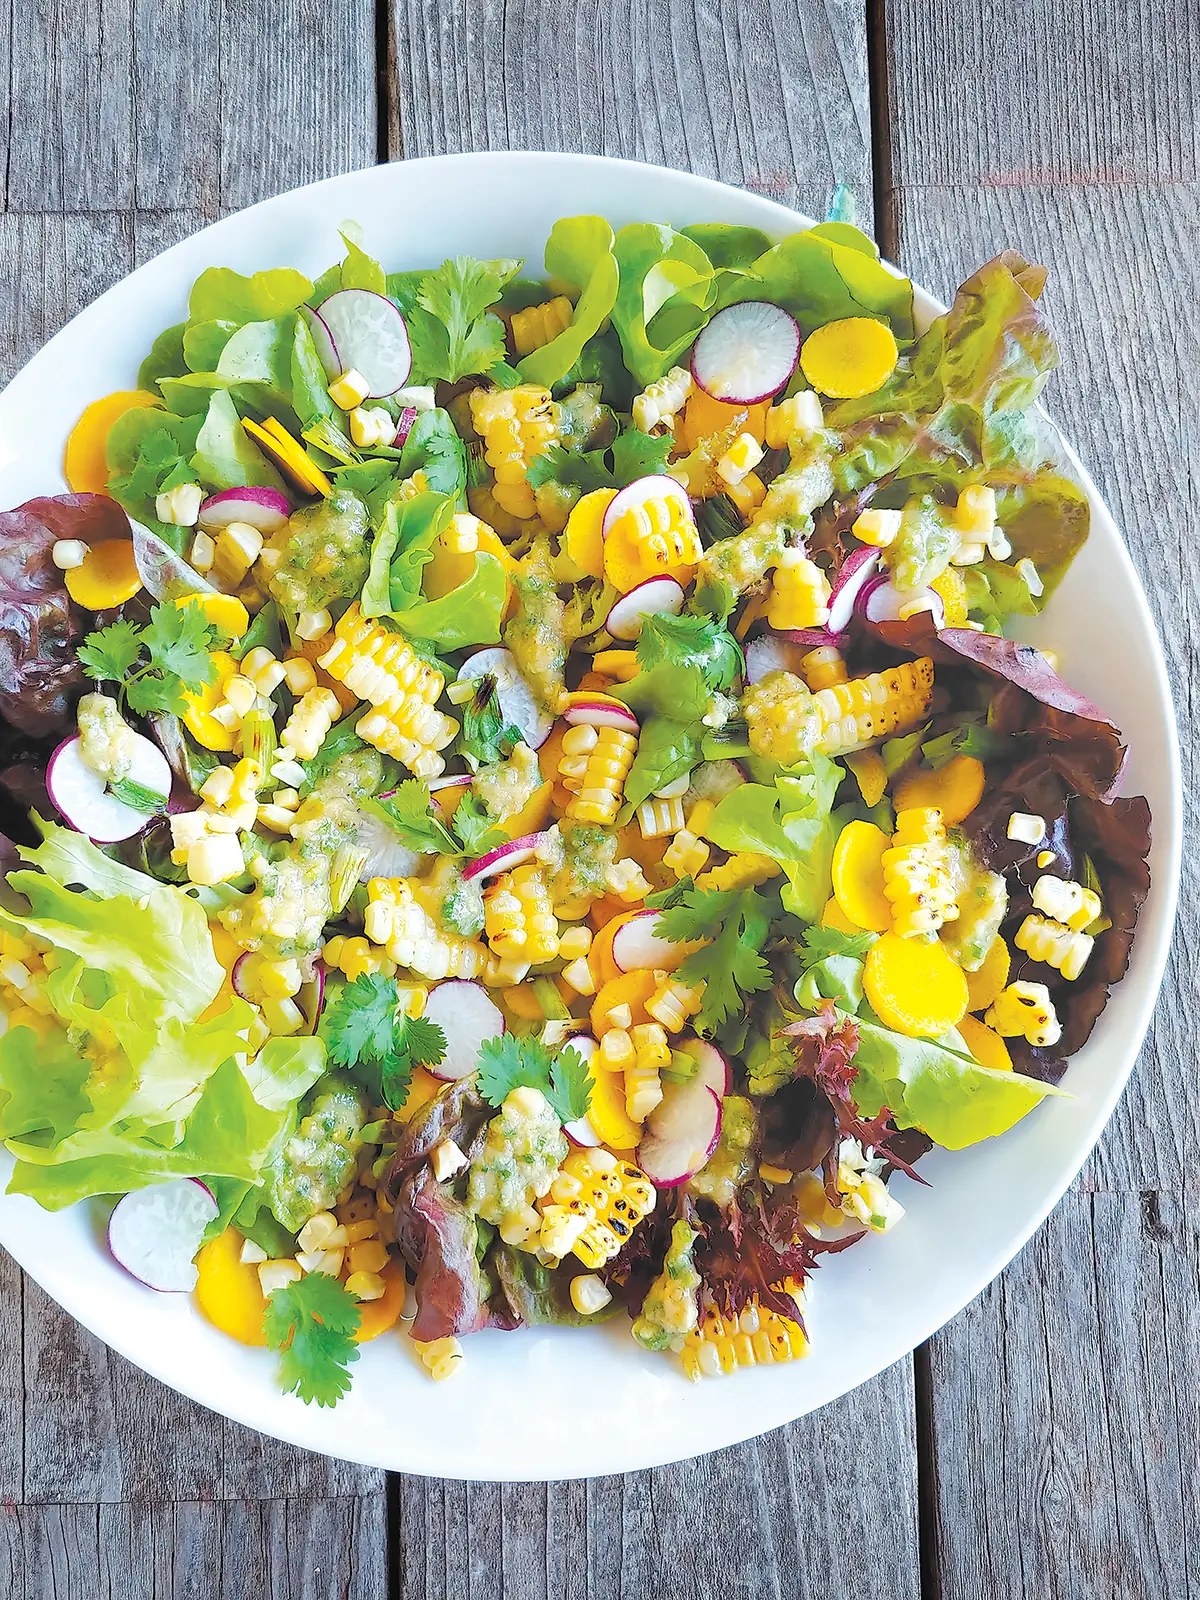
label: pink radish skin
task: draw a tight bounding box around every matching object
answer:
[602,476,695,542]
[693,1041,731,1097]
[395,407,419,447]
[422,982,506,1081]
[301,305,342,380]
[690,301,800,404]
[611,910,690,974]
[564,699,639,734]
[461,831,550,884]
[862,577,945,628]
[456,647,552,750]
[605,577,685,642]
[107,1178,219,1292]
[826,545,881,634]
[775,626,850,650]
[562,1036,603,1147]
[638,1083,723,1187]
[231,951,253,1002]
[315,289,412,398]
[197,486,291,533]
[46,734,171,844]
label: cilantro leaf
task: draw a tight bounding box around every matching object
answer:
[476,1034,591,1124]
[142,602,219,692]
[798,926,876,966]
[263,1272,361,1407]
[321,972,448,1110]
[125,672,187,717]
[610,427,671,483]
[636,611,743,691]
[920,717,1011,770]
[363,781,461,855]
[408,256,523,382]
[78,619,145,683]
[525,443,612,495]
[450,790,508,857]
[657,887,774,1034]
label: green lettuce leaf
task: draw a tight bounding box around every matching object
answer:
[396,409,468,497]
[388,552,506,650]
[611,224,716,386]
[743,223,915,336]
[517,217,620,388]
[193,390,286,492]
[242,1037,328,1113]
[184,320,238,373]
[705,756,845,921]
[361,489,452,618]
[188,266,314,327]
[138,324,187,391]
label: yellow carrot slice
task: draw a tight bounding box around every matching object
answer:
[800,317,899,399]
[831,820,894,933]
[863,931,968,1038]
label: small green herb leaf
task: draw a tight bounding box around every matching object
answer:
[263,1272,362,1407]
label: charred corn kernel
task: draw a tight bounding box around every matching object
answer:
[189,531,216,573]
[1007,811,1046,845]
[558,925,592,960]
[798,645,847,692]
[681,1296,808,1380]
[813,658,935,757]
[600,1028,635,1070]
[346,1270,387,1302]
[1015,914,1094,981]
[882,806,959,937]
[348,405,396,448]
[52,538,88,569]
[561,956,595,995]
[765,391,824,449]
[695,851,781,892]
[725,471,767,515]
[605,858,652,903]
[414,1336,463,1382]
[537,1147,655,1268]
[986,981,1062,1048]
[646,976,703,1032]
[626,1023,669,1121]
[283,655,318,696]
[570,1274,613,1316]
[662,829,710,879]
[564,727,638,825]
[638,796,686,839]
[931,564,969,628]
[765,547,831,629]
[852,507,902,547]
[717,432,765,487]
[1031,874,1102,932]
[328,368,371,409]
[295,608,333,642]
[155,481,203,526]
[603,485,703,592]
[211,521,264,589]
[484,864,560,962]
[511,295,574,357]
[469,384,559,519]
[280,687,341,760]
[364,878,485,980]
[632,365,693,435]
[319,605,458,775]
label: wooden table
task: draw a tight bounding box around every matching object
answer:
[1,3,1194,1594]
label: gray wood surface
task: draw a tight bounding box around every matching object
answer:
[0,0,1194,1594]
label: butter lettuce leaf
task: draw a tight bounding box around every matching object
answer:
[188,266,314,327]
[705,756,845,922]
[388,551,506,650]
[362,489,451,619]
[611,224,716,386]
[193,390,286,493]
[517,217,620,389]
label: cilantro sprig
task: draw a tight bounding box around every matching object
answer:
[364,779,507,860]
[460,677,523,772]
[263,1272,362,1407]
[321,971,447,1110]
[526,427,671,496]
[78,602,219,717]
[476,1034,591,1124]
[653,886,774,1035]
[404,256,523,383]
[635,610,743,691]
[797,926,876,967]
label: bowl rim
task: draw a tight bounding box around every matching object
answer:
[0,149,1181,1480]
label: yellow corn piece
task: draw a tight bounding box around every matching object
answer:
[1014,914,1094,982]
[510,295,573,357]
[562,726,638,827]
[280,686,341,761]
[625,1022,669,1121]
[364,878,485,980]
[765,548,831,630]
[602,484,703,593]
[469,385,559,519]
[881,806,959,938]
[694,852,781,892]
[631,366,692,435]
[798,645,847,692]
[537,1146,656,1267]
[484,865,560,963]
[681,1295,808,1380]
[985,980,1062,1048]
[646,977,704,1032]
[813,658,935,757]
[323,934,397,983]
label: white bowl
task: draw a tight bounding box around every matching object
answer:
[0,153,1180,1481]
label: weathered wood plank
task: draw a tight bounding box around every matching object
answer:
[391,0,873,224]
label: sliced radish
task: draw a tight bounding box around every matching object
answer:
[605,577,686,642]
[107,1178,218,1292]
[299,963,326,1034]
[774,626,850,650]
[422,982,506,1081]
[638,1082,723,1188]
[395,407,419,448]
[612,909,690,974]
[461,831,550,884]
[562,1036,603,1146]
[46,734,172,844]
[863,578,945,628]
[356,801,421,881]
[602,475,695,542]
[826,545,881,634]
[693,1041,731,1097]
[563,698,640,734]
[196,486,292,533]
[744,636,812,684]
[315,289,412,398]
[690,301,800,404]
[300,305,342,380]
[456,648,552,751]
[231,951,253,1002]
[683,760,745,806]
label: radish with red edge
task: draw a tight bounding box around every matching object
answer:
[461,831,550,884]
[825,545,881,633]
[456,647,552,750]
[562,1036,602,1146]
[300,305,342,380]
[356,797,422,882]
[774,625,850,650]
[602,476,695,542]
[394,407,419,448]
[611,909,690,974]
[637,1082,723,1187]
[315,289,412,398]
[563,699,639,734]
[423,981,506,1081]
[47,733,172,843]
[107,1179,218,1292]
[693,1041,731,1097]
[863,578,944,628]
[605,577,686,642]
[744,636,813,684]
[196,486,291,533]
[691,301,800,404]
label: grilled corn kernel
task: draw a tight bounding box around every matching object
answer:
[798,645,847,692]
[765,547,831,630]
[563,726,638,826]
[985,981,1062,1048]
[537,1147,656,1268]
[680,1296,808,1380]
[484,865,559,962]
[510,295,574,357]
[882,806,960,938]
[469,384,559,519]
[1015,913,1095,981]
[646,976,704,1032]
[852,508,902,548]
[632,366,693,435]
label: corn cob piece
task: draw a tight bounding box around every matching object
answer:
[318,605,458,778]
[1031,874,1102,932]
[1014,914,1094,981]
[764,391,824,450]
[813,658,935,757]
[469,384,559,519]
[483,865,560,963]
[280,687,341,761]
[625,1023,669,1121]
[537,1146,656,1267]
[603,483,704,592]
[765,547,831,630]
[985,981,1062,1048]
[694,851,781,892]
[510,295,573,357]
[558,718,639,826]
[645,975,704,1032]
[363,878,485,980]
[662,799,714,879]
[798,645,847,692]
[413,1337,464,1381]
[881,806,960,938]
[632,366,693,435]
[322,934,398,983]
[637,795,686,839]
[681,1295,808,1380]
[605,858,652,903]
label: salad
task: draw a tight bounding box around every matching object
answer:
[0,207,1151,1405]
